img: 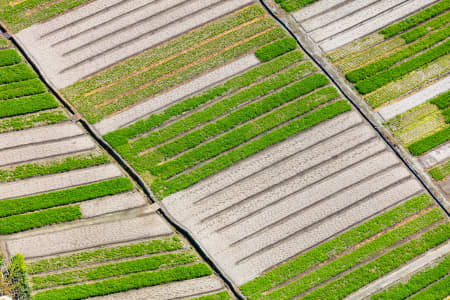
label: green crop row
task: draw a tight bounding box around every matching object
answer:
[153,100,351,198]
[443,107,450,122]
[31,251,198,290]
[0,110,67,133]
[0,49,21,67]
[409,274,450,299]
[372,254,450,300]
[401,11,450,43]
[408,126,450,155]
[151,74,330,179]
[79,28,287,123]
[0,154,109,183]
[274,0,318,12]
[0,93,58,118]
[0,63,37,84]
[347,26,450,83]
[429,160,450,180]
[82,18,276,106]
[431,90,450,109]
[0,0,92,32]
[122,60,314,163]
[0,177,133,218]
[0,205,82,235]
[255,37,297,61]
[380,0,450,38]
[27,236,184,274]
[240,193,432,297]
[258,209,444,300]
[104,51,304,148]
[144,67,322,166]
[300,221,450,300]
[63,5,266,97]
[356,40,450,94]
[34,263,213,300]
[0,78,47,100]
[189,291,232,300]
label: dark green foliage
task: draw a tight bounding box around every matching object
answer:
[240,194,433,297]
[380,0,450,38]
[0,93,58,118]
[355,40,450,94]
[346,26,450,83]
[275,0,319,12]
[0,206,82,234]
[0,177,133,218]
[401,10,450,43]
[371,254,450,300]
[0,78,47,100]
[0,154,109,182]
[0,49,22,67]
[153,100,351,198]
[33,263,212,300]
[408,126,450,155]
[255,37,297,61]
[430,90,450,109]
[27,236,184,274]
[0,63,36,84]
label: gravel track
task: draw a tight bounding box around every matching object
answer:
[16,0,254,88]
[419,142,450,169]
[0,122,83,151]
[6,214,172,258]
[319,0,434,52]
[0,164,122,201]
[0,135,95,167]
[94,54,260,134]
[90,277,225,300]
[80,190,148,218]
[301,0,379,33]
[292,0,347,23]
[378,76,450,121]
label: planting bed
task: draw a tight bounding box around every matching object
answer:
[276,0,450,197]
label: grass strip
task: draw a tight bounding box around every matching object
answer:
[63,5,266,97]
[255,37,297,61]
[430,90,450,109]
[300,221,450,300]
[31,251,198,290]
[380,0,450,38]
[84,18,276,105]
[0,206,82,235]
[122,60,315,161]
[355,40,450,94]
[0,0,93,33]
[150,74,330,179]
[0,78,47,100]
[429,159,450,180]
[153,71,327,161]
[401,11,450,43]
[0,154,109,183]
[104,51,303,148]
[189,291,232,300]
[408,126,450,155]
[239,193,433,297]
[153,100,351,198]
[0,177,133,218]
[0,39,9,49]
[346,26,450,83]
[82,28,287,123]
[0,110,67,133]
[0,93,58,118]
[274,0,318,12]
[409,274,450,300]
[371,254,450,300]
[258,209,444,300]
[27,236,184,274]
[0,63,37,84]
[443,106,450,122]
[0,49,21,67]
[33,263,212,300]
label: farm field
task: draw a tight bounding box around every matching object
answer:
[1,0,450,299]
[0,32,230,299]
[275,0,450,199]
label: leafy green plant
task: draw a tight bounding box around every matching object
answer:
[0,110,67,134]
[409,274,450,300]
[0,78,47,100]
[408,126,450,155]
[0,49,22,67]
[274,0,319,12]
[0,93,58,118]
[255,37,297,61]
[401,10,450,43]
[429,160,450,180]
